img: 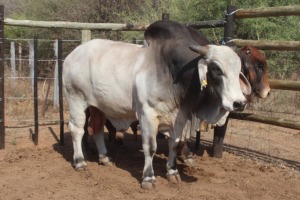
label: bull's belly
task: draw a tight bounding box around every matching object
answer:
[87,88,137,131]
[90,96,136,119]
[107,117,137,131]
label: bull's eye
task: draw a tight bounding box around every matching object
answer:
[209,63,223,76]
[256,61,264,71]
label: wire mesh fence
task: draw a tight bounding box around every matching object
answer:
[3,37,300,170]
[198,89,300,170]
[4,38,80,128]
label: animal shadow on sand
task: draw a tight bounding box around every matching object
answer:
[52,130,198,183]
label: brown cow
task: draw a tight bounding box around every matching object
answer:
[239,46,270,99]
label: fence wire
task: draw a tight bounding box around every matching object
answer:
[4,38,78,127]
[197,89,300,170]
[3,37,300,171]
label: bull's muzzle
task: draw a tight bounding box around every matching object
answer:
[233,101,247,111]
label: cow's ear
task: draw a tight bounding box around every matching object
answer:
[197,59,208,90]
[245,46,251,54]
[239,46,251,55]
[239,72,251,95]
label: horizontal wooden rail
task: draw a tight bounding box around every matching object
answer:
[4,18,149,31]
[269,79,300,91]
[229,79,300,131]
[231,39,300,51]
[235,5,300,18]
[229,112,300,130]
[4,18,226,30]
[187,20,225,29]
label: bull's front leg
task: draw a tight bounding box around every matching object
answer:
[166,134,182,183]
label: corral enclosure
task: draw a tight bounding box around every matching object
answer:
[0,4,300,200]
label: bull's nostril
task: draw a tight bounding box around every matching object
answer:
[233,101,246,111]
[233,101,241,110]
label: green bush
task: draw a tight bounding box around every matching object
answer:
[2,0,299,79]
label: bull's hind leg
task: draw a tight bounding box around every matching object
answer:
[87,107,112,166]
[93,121,113,166]
[93,131,113,166]
[178,141,195,166]
[69,115,86,170]
[70,122,87,170]
[68,99,88,170]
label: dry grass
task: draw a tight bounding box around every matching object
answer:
[4,76,65,127]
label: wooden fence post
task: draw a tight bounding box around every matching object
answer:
[223,6,236,45]
[53,40,59,107]
[132,37,137,44]
[29,40,34,90]
[0,5,5,149]
[10,41,16,86]
[33,37,39,145]
[162,13,170,20]
[81,30,91,44]
[213,6,236,158]
[18,42,22,76]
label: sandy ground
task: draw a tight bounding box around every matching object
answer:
[0,121,300,200]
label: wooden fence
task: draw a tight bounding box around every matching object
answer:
[0,5,300,150]
[212,5,300,157]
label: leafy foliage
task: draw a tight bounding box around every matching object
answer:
[1,0,299,79]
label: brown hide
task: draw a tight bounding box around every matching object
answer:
[239,46,271,99]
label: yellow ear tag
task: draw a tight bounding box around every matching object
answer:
[201,79,207,90]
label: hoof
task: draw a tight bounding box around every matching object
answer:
[99,156,113,166]
[75,166,86,171]
[141,181,156,190]
[74,161,87,171]
[184,157,195,167]
[166,173,181,183]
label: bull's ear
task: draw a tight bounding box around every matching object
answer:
[189,44,209,56]
[239,72,251,95]
[197,59,208,90]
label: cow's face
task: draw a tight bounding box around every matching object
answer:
[239,46,270,98]
[190,45,251,112]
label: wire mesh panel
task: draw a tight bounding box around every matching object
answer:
[199,89,300,170]
[3,36,300,172]
[3,38,80,136]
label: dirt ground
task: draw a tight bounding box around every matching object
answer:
[0,121,300,200]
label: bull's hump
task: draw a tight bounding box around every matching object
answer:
[145,20,192,45]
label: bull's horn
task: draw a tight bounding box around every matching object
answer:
[189,44,209,56]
